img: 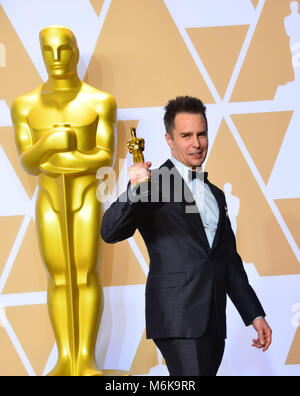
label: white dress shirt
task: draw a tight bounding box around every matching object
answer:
[170,156,219,248]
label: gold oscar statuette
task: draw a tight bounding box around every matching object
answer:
[11,25,129,376]
[126,127,145,164]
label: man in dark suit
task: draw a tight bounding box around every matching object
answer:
[101,96,272,376]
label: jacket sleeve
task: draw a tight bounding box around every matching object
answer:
[224,198,266,326]
[101,185,138,244]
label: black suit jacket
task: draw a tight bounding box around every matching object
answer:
[101,159,265,339]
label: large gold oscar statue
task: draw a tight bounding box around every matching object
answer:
[10,26,121,376]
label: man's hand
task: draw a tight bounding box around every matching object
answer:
[129,161,152,187]
[252,317,272,352]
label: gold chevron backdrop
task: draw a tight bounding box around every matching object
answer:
[0,0,299,376]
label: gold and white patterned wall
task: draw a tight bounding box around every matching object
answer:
[0,0,299,376]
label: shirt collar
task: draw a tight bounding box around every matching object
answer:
[170,156,203,184]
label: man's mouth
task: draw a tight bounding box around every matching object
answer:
[190,153,202,157]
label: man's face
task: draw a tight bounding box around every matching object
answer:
[165,112,208,169]
[40,28,78,78]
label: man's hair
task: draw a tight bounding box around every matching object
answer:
[164,96,208,136]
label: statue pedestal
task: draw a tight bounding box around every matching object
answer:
[102,370,131,376]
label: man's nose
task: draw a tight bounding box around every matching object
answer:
[192,136,201,148]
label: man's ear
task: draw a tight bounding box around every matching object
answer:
[165,133,173,150]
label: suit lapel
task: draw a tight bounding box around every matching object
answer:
[207,181,225,251]
[180,182,211,249]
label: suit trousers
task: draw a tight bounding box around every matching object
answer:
[153,304,225,376]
